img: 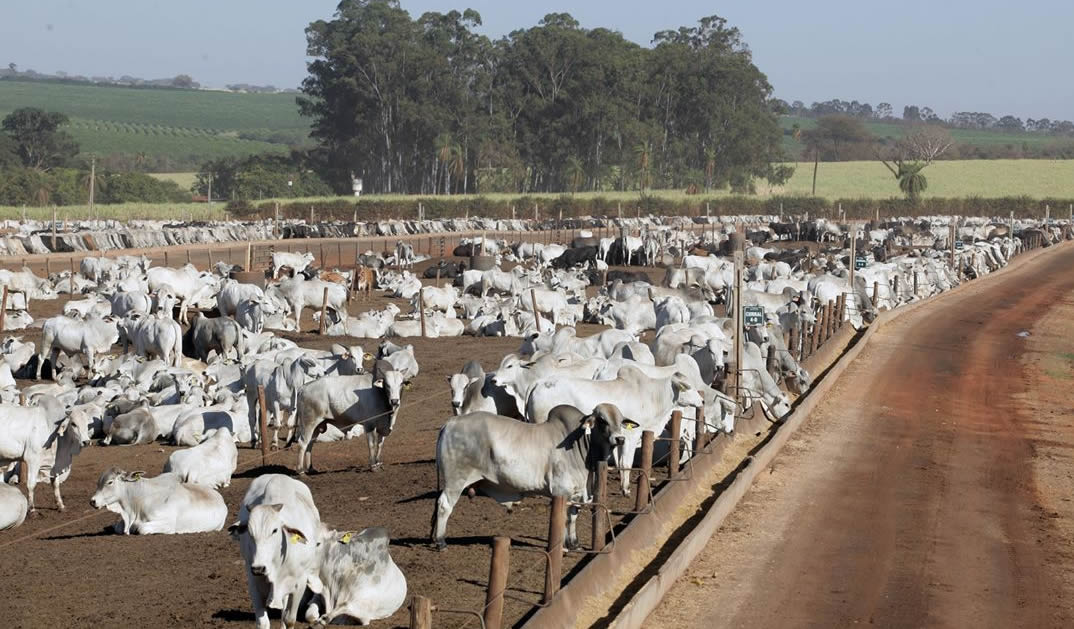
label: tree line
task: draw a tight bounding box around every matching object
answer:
[0,107,190,206]
[294,2,788,196]
[780,98,1074,136]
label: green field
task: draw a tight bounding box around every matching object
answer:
[780,115,1067,159]
[0,80,307,166]
[7,159,1073,221]
[771,159,1074,199]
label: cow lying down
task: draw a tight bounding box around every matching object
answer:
[230,475,407,629]
[0,483,28,530]
[90,467,227,535]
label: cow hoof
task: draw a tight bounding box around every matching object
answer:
[435,540,448,552]
[29,510,43,519]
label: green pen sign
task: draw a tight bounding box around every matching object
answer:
[854,256,867,270]
[743,305,764,326]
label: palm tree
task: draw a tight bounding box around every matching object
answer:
[703,147,716,191]
[896,161,928,204]
[634,141,652,192]
[436,134,464,195]
[565,156,585,194]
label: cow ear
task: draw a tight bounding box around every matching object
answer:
[622,419,640,431]
[228,522,247,538]
[283,526,308,544]
[124,471,145,482]
[373,378,384,388]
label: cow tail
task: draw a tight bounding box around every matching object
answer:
[430,423,446,542]
[434,424,445,494]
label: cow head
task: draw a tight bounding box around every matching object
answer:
[374,368,405,409]
[447,373,472,414]
[90,467,143,509]
[670,373,704,409]
[60,408,94,447]
[229,503,319,605]
[582,403,639,470]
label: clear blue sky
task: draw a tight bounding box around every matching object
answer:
[2,0,1070,120]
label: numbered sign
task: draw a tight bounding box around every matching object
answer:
[743,305,764,326]
[955,240,964,250]
[854,256,867,270]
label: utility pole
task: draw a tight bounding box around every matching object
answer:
[88,156,96,220]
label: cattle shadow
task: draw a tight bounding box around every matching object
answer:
[213,609,278,622]
[391,534,493,549]
[233,464,295,479]
[44,526,117,541]
[395,490,438,505]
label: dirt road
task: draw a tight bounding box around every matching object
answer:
[650,244,1074,629]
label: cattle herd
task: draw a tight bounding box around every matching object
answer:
[0,213,1065,627]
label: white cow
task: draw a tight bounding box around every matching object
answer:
[36,315,119,380]
[127,312,183,367]
[272,251,315,279]
[525,366,704,494]
[90,468,228,534]
[147,265,217,324]
[0,395,87,512]
[218,279,266,316]
[0,483,28,530]
[163,427,238,488]
[229,475,323,629]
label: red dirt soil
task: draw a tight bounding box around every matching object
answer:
[650,244,1074,628]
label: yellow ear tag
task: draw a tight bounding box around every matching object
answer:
[289,533,302,544]
[341,532,352,544]
[626,423,636,431]
[404,383,412,390]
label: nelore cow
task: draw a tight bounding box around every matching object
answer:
[229,475,407,629]
[432,403,637,550]
[292,363,405,474]
[90,468,228,534]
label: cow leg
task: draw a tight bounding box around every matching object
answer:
[244,569,271,629]
[566,502,580,550]
[24,456,39,513]
[52,477,65,511]
[282,587,304,629]
[433,472,481,550]
[618,439,640,497]
[366,431,382,471]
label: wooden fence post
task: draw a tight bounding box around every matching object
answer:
[419,289,427,338]
[484,536,511,629]
[543,496,567,603]
[257,385,269,461]
[0,287,8,331]
[635,430,655,512]
[591,461,609,550]
[318,287,329,335]
[872,281,879,307]
[668,410,682,479]
[409,595,433,629]
[789,324,800,361]
[913,271,919,298]
[893,274,900,302]
[530,289,540,332]
[694,403,707,453]
[766,344,778,380]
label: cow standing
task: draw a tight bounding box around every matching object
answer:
[432,403,636,550]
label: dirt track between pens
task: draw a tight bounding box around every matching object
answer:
[650,244,1074,629]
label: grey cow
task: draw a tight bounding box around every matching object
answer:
[292,364,405,474]
[432,403,637,550]
[188,313,244,362]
